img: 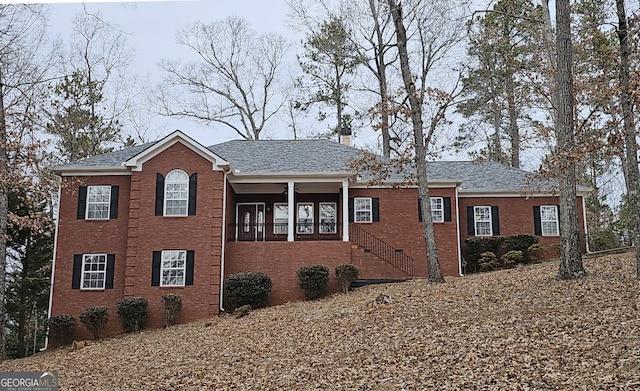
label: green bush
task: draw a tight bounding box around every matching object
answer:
[335,264,360,293]
[162,294,182,327]
[297,265,330,300]
[116,297,148,333]
[464,237,503,272]
[223,272,273,312]
[503,234,538,261]
[478,251,498,272]
[47,315,75,347]
[527,244,544,263]
[79,306,109,340]
[501,250,524,268]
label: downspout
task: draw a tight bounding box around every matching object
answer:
[219,172,228,313]
[581,194,590,253]
[44,182,62,350]
[455,185,463,276]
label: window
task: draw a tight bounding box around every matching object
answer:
[164,170,189,216]
[273,203,288,234]
[297,202,314,234]
[161,250,186,287]
[319,202,337,234]
[474,206,492,236]
[86,186,111,220]
[430,197,444,223]
[541,205,559,236]
[81,254,107,290]
[354,197,372,223]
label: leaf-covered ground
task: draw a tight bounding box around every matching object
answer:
[3,253,640,390]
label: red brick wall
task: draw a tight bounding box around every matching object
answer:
[225,241,351,304]
[51,175,131,341]
[458,195,586,258]
[348,187,461,277]
[124,142,224,329]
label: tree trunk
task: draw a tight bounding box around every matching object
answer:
[0,69,8,360]
[541,0,558,126]
[616,0,640,278]
[387,0,444,284]
[505,70,520,168]
[369,0,391,158]
[555,0,585,280]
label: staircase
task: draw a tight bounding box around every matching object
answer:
[349,223,414,276]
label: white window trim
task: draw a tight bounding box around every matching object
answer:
[354,197,373,223]
[164,169,189,217]
[160,250,186,287]
[319,202,337,234]
[273,202,288,235]
[474,206,493,236]
[86,185,111,220]
[541,205,559,236]
[296,202,314,234]
[430,197,444,223]
[80,253,107,290]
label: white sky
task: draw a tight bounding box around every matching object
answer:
[45,0,302,147]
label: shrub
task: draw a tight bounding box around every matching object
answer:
[335,264,360,293]
[297,265,330,300]
[501,250,524,268]
[223,272,272,312]
[79,306,109,340]
[464,237,503,272]
[47,315,75,347]
[116,297,148,333]
[527,243,544,263]
[503,234,538,261]
[478,251,498,272]
[162,294,182,327]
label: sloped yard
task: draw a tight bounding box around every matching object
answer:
[3,253,640,390]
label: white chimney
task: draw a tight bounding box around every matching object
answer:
[339,126,352,146]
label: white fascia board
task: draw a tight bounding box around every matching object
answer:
[349,180,461,189]
[228,172,355,183]
[458,190,562,198]
[124,130,229,171]
[57,168,132,176]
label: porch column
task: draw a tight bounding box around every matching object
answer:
[287,181,295,242]
[342,179,349,241]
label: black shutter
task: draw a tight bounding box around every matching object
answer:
[151,251,161,286]
[533,206,542,236]
[372,198,380,222]
[348,198,354,223]
[105,254,115,289]
[444,197,452,222]
[491,206,500,236]
[109,186,119,219]
[467,206,475,236]
[418,197,423,222]
[188,173,197,216]
[72,254,82,289]
[556,205,561,234]
[186,250,195,286]
[77,186,87,219]
[155,174,164,216]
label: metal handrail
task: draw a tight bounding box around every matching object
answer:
[349,223,414,275]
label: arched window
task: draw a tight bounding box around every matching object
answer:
[164,170,189,216]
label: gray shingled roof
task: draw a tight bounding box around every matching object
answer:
[52,137,559,193]
[208,139,360,174]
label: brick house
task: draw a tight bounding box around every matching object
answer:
[48,130,588,339]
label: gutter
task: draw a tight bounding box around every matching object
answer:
[455,185,463,277]
[43,183,62,350]
[219,171,228,313]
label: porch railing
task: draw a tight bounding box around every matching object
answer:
[349,223,414,275]
[227,223,342,242]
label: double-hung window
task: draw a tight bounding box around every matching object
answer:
[164,170,189,216]
[297,202,314,234]
[540,205,559,236]
[474,206,492,236]
[81,254,107,290]
[431,197,444,223]
[273,203,288,234]
[86,186,111,220]
[319,202,337,234]
[161,250,186,287]
[354,198,372,223]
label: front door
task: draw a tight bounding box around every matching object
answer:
[237,204,264,241]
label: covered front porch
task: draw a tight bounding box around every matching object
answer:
[225,178,351,242]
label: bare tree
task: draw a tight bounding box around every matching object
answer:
[615,0,640,278]
[158,17,290,140]
[387,0,443,284]
[555,0,585,280]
